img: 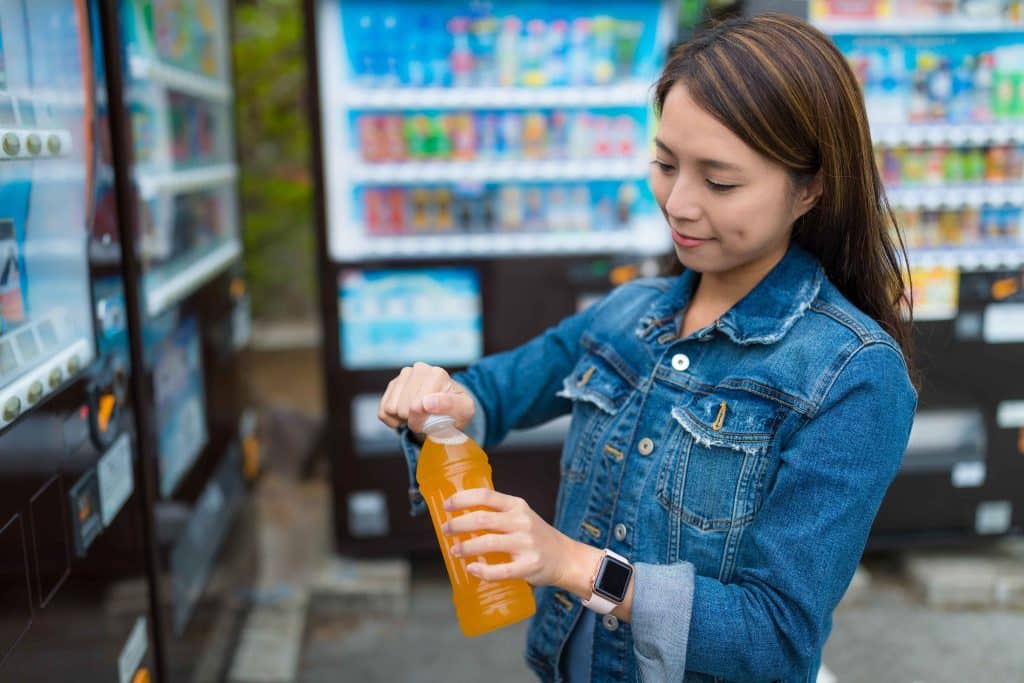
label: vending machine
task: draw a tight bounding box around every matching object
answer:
[0,1,156,680]
[98,0,258,679]
[806,0,1024,545]
[306,0,678,554]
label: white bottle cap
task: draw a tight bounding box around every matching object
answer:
[422,414,457,433]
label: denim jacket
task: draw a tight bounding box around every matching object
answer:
[399,242,917,682]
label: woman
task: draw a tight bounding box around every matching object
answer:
[378,13,917,682]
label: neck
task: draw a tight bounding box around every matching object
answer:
[693,243,788,311]
[679,243,788,338]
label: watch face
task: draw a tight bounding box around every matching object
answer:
[595,556,632,602]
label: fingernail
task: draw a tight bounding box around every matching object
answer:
[441,522,450,534]
[467,564,479,576]
[423,395,438,411]
[451,544,461,557]
[443,498,453,511]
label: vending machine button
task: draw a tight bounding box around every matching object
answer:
[47,134,61,155]
[26,134,42,155]
[3,396,21,421]
[27,381,43,404]
[3,132,21,156]
[49,367,63,388]
[67,355,81,375]
[96,393,116,434]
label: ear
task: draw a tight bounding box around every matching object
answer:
[792,171,823,222]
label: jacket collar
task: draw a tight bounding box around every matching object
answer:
[639,241,824,346]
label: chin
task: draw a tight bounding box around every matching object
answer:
[674,247,719,273]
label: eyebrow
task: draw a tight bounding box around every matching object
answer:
[653,138,744,173]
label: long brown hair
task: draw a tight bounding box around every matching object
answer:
[654,13,915,375]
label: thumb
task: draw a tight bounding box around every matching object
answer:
[422,391,474,425]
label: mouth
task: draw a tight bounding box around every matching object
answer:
[671,231,713,248]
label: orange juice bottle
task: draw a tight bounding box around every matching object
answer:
[417,414,536,637]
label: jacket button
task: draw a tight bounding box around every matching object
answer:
[602,615,619,631]
[637,437,654,456]
[671,353,690,371]
[613,523,627,541]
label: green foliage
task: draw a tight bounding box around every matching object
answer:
[233,0,315,322]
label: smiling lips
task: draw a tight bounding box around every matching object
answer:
[672,231,713,248]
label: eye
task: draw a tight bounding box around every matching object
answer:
[650,160,675,174]
[705,180,737,192]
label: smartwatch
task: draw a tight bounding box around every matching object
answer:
[582,549,633,615]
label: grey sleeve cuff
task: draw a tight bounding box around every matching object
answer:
[398,387,487,518]
[631,561,696,682]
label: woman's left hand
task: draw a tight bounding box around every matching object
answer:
[442,488,573,587]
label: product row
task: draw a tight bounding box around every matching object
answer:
[346,10,648,88]
[361,182,646,235]
[814,0,1022,21]
[131,93,230,167]
[123,0,224,78]
[877,144,1024,185]
[138,187,233,262]
[356,110,641,163]
[845,42,1024,125]
[896,205,1021,248]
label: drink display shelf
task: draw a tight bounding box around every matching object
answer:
[145,239,242,317]
[6,87,86,108]
[335,219,669,261]
[338,83,652,110]
[909,246,1024,271]
[135,163,237,199]
[350,157,649,183]
[128,54,232,101]
[816,18,1023,35]
[888,184,1024,209]
[873,123,1024,147]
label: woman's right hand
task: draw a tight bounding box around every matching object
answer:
[377,362,475,434]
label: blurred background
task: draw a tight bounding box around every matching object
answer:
[0,0,1023,681]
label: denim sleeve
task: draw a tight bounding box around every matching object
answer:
[452,302,602,450]
[681,343,917,681]
[398,302,602,516]
[632,561,696,682]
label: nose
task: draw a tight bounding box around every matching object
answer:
[663,176,702,224]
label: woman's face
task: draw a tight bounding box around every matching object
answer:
[649,84,819,279]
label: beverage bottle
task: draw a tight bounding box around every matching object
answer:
[417,415,536,637]
[497,16,521,87]
[449,17,474,88]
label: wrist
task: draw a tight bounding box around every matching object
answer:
[557,537,604,601]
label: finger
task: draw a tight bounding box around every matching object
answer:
[445,489,523,513]
[453,532,518,558]
[467,558,531,583]
[378,378,402,429]
[421,391,460,415]
[410,367,453,416]
[396,363,434,422]
[443,510,513,536]
[385,366,413,418]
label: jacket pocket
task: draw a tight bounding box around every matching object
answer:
[556,351,632,482]
[657,392,778,533]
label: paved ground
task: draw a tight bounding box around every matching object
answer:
[291,551,1024,683]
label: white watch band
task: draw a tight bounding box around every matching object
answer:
[582,549,630,615]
